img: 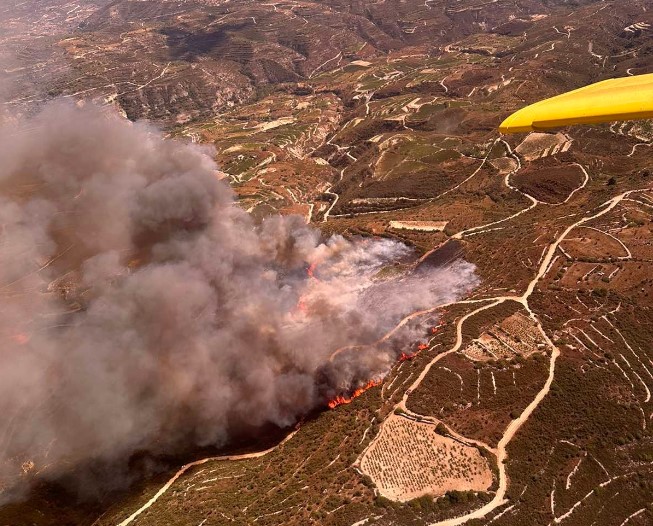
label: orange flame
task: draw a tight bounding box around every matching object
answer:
[325,309,447,410]
[328,379,382,409]
[307,262,318,279]
[398,341,429,363]
[296,298,308,314]
[294,262,319,314]
[431,319,446,333]
[11,333,30,345]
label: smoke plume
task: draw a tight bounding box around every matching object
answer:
[0,101,477,502]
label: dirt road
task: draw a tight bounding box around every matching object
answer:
[115,430,298,526]
[422,188,647,525]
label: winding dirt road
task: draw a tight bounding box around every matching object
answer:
[354,175,649,526]
[113,141,649,526]
[115,430,298,526]
[418,188,647,525]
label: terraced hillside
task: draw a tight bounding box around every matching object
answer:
[2,0,653,525]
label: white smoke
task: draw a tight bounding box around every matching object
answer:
[0,101,477,502]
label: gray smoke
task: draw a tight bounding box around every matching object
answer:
[0,101,477,502]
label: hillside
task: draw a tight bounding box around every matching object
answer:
[1,1,653,525]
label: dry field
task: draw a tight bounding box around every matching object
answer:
[512,162,586,204]
[359,414,492,502]
[560,227,630,261]
[514,132,572,162]
[389,221,449,232]
[462,312,547,362]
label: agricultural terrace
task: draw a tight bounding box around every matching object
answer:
[359,414,492,501]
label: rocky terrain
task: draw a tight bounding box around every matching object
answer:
[2,0,653,525]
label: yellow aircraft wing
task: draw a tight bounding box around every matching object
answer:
[499,73,653,134]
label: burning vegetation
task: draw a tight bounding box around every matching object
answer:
[327,379,383,409]
[0,101,478,503]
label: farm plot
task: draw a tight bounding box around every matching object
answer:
[462,312,547,362]
[359,414,492,501]
[514,132,572,161]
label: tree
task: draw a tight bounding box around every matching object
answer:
[435,423,448,435]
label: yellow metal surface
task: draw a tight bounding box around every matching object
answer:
[499,73,653,134]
